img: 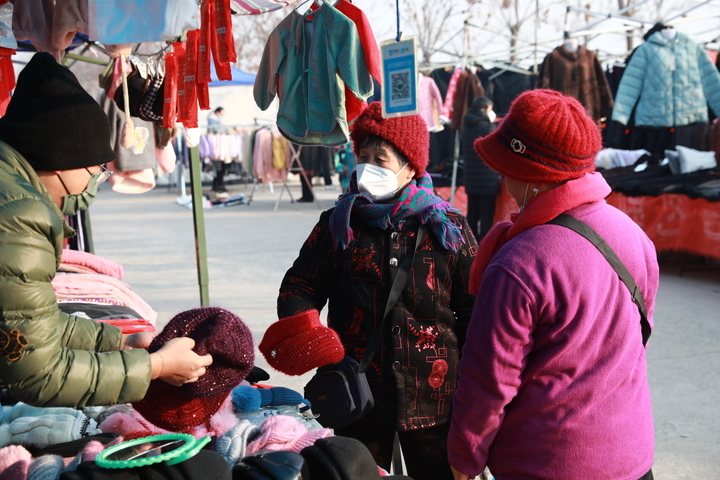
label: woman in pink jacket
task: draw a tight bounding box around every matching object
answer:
[448,90,658,480]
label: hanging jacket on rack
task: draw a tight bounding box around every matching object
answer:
[418,74,444,132]
[254,2,373,147]
[450,68,485,130]
[612,31,720,127]
[309,0,381,123]
[536,45,613,122]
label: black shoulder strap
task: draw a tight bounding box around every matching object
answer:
[546,214,651,347]
[358,225,427,373]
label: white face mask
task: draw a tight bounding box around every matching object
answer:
[487,109,497,123]
[356,163,408,202]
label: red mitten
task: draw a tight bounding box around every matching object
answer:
[259,310,344,376]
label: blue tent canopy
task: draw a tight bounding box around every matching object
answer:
[209,63,256,87]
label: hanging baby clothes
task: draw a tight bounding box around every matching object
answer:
[253,128,288,184]
[12,0,59,58]
[612,31,720,127]
[439,67,464,123]
[418,74,444,132]
[52,0,89,55]
[309,0,381,123]
[98,91,157,194]
[536,44,613,122]
[272,132,288,170]
[254,2,373,147]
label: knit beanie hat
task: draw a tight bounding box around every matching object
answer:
[350,102,429,178]
[259,310,344,376]
[301,436,412,480]
[215,420,260,466]
[474,89,601,183]
[0,52,117,171]
[231,386,309,413]
[133,307,254,431]
[0,445,31,480]
[27,455,64,480]
[245,415,332,455]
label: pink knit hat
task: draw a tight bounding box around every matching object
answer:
[0,445,31,480]
[245,415,332,455]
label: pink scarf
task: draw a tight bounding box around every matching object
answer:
[469,173,612,293]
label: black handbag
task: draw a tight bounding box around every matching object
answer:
[304,226,427,429]
[303,354,373,429]
[233,451,307,480]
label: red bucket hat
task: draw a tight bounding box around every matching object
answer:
[474,89,602,183]
[133,307,254,431]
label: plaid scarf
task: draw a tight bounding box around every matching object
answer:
[329,172,465,251]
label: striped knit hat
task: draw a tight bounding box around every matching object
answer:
[474,89,601,183]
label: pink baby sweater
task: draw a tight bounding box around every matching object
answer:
[449,200,658,479]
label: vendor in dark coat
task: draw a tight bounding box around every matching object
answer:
[461,96,500,240]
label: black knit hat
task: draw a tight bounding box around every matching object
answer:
[0,52,117,171]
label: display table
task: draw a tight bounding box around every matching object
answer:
[435,185,720,261]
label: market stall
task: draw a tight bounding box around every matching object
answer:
[0,1,419,478]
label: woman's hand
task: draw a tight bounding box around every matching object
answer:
[150,337,213,386]
[451,466,476,480]
[121,331,157,350]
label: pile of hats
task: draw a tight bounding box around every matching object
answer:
[229,436,413,480]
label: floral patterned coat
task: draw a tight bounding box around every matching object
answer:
[278,208,478,431]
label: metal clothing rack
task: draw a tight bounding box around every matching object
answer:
[273,142,323,212]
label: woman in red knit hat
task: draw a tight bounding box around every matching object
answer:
[260,102,478,480]
[447,89,658,480]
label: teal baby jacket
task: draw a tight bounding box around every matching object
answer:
[254,3,373,146]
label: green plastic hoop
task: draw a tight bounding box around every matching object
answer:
[95,433,211,469]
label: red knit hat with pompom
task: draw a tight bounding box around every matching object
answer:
[474,89,601,183]
[350,102,429,178]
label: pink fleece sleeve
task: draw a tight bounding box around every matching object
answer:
[447,266,534,476]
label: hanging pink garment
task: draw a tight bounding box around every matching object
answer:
[52,0,89,54]
[440,67,463,122]
[418,74,444,132]
[12,0,59,59]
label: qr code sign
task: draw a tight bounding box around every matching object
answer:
[389,69,412,107]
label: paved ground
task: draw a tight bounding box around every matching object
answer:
[89,175,720,478]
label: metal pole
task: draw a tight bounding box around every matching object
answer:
[534,0,539,74]
[188,144,210,306]
[449,21,469,204]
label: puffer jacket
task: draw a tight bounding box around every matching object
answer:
[278,208,478,432]
[461,108,500,196]
[612,31,720,127]
[0,141,151,407]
